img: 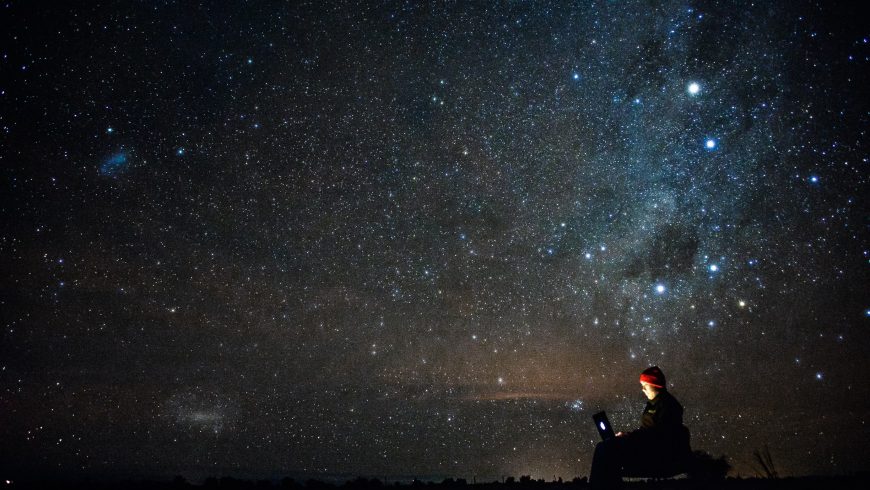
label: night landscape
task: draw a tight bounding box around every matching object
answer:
[1,1,868,489]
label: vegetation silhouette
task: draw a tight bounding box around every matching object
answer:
[5,451,870,490]
[685,450,731,481]
[752,444,779,479]
[5,471,870,490]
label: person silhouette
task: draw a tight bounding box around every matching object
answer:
[589,366,691,489]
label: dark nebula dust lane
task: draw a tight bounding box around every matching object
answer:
[1,0,868,482]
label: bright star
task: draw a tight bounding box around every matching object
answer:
[705,139,717,149]
[709,264,719,272]
[655,284,666,294]
[688,82,700,95]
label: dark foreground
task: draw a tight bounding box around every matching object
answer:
[4,474,870,490]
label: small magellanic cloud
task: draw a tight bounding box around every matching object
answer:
[99,150,129,176]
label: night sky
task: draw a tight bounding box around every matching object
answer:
[2,0,868,483]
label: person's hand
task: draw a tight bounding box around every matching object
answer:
[616,431,625,437]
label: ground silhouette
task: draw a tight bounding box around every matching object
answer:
[5,471,870,490]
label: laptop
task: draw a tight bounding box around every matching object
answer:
[592,411,616,440]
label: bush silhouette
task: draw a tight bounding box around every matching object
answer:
[753,444,779,479]
[687,450,731,480]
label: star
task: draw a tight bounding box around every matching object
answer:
[687,82,701,95]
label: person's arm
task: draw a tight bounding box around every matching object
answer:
[619,403,653,439]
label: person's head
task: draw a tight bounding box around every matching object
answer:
[639,366,666,400]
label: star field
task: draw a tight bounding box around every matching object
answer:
[1,0,868,482]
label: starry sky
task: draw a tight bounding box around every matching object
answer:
[1,0,868,483]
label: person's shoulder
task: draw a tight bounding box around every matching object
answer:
[662,390,683,406]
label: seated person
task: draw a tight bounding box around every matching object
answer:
[589,366,691,489]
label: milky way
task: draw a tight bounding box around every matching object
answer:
[1,0,868,482]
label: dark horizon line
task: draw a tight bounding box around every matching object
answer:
[5,469,870,486]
